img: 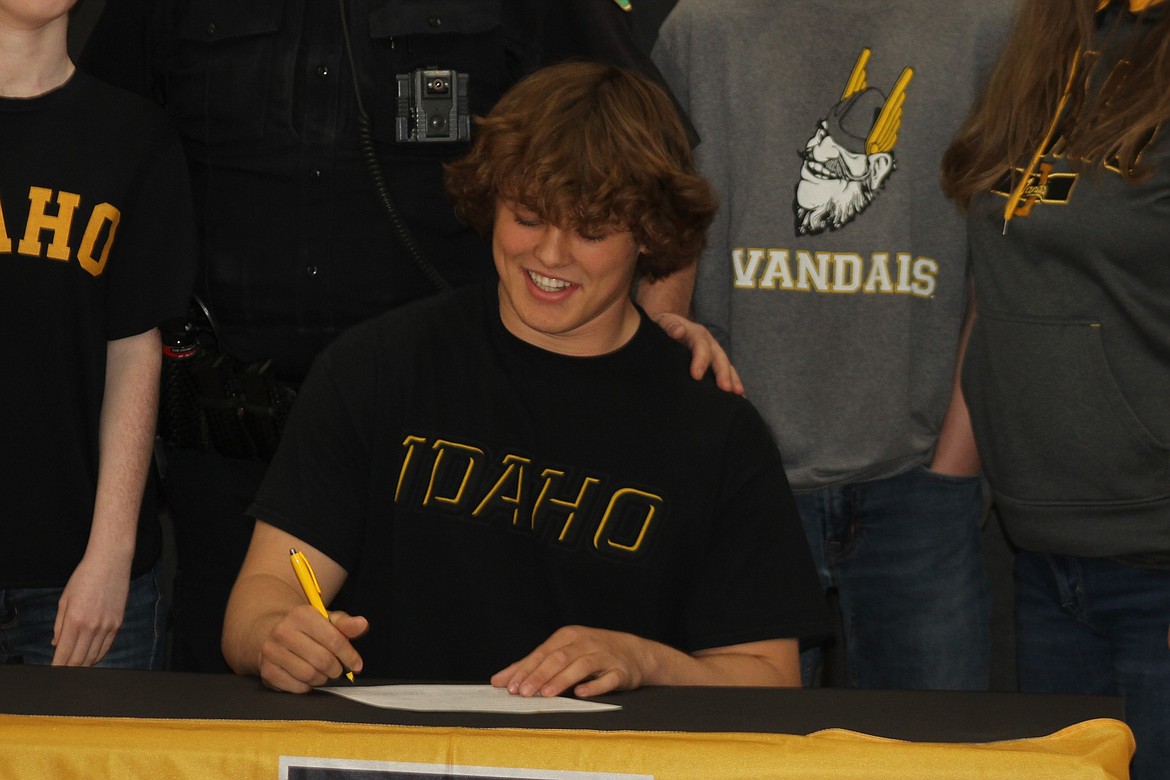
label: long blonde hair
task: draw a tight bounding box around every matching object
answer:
[942,0,1170,209]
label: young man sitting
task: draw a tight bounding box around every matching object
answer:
[222,62,829,697]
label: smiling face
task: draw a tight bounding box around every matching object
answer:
[445,63,717,293]
[493,200,643,357]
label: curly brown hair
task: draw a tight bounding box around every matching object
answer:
[445,61,717,280]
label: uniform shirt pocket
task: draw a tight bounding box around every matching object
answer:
[168,0,286,143]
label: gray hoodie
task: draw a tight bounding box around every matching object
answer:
[964,4,1170,558]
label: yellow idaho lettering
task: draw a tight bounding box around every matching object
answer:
[424,439,484,507]
[2,188,120,275]
[532,469,601,542]
[395,434,662,557]
[77,203,122,278]
[396,435,430,502]
[472,454,532,526]
[593,488,662,554]
[19,187,79,261]
[0,195,11,253]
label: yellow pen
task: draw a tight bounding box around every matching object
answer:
[289,548,356,683]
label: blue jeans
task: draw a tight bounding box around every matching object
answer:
[0,566,166,669]
[1016,551,1170,780]
[796,466,991,690]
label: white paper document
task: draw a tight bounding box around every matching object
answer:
[317,684,622,714]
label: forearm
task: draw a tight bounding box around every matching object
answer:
[222,523,362,686]
[49,331,161,665]
[224,569,368,691]
[635,264,695,318]
[88,329,161,575]
[931,390,980,475]
[222,572,303,675]
[635,264,744,394]
[496,627,798,698]
[930,287,981,476]
[647,638,799,688]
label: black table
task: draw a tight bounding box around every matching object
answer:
[0,665,1123,742]
[0,666,1133,779]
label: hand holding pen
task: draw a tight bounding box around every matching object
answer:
[286,548,364,685]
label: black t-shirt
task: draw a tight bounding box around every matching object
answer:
[0,72,196,586]
[252,283,830,680]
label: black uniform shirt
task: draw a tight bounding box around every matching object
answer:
[82,0,675,379]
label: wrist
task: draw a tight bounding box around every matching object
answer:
[927,452,982,477]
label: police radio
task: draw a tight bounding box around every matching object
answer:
[395,68,470,143]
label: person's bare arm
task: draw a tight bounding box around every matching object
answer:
[492,626,798,698]
[52,329,159,666]
[637,266,744,395]
[222,521,367,692]
[636,264,696,321]
[930,286,981,476]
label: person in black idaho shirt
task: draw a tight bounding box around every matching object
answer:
[222,62,830,695]
[0,0,195,669]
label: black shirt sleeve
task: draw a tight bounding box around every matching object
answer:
[682,402,832,651]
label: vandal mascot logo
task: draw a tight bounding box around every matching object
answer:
[795,49,913,236]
